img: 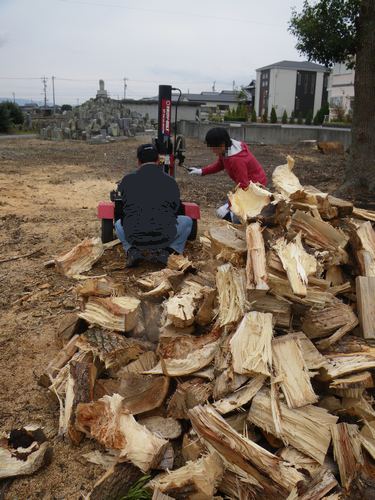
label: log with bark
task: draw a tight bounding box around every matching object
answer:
[87,462,144,500]
[248,389,338,464]
[76,393,168,472]
[75,328,149,371]
[78,296,141,332]
[149,453,224,499]
[54,237,104,277]
[228,182,272,222]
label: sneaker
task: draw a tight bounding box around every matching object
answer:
[125,247,142,268]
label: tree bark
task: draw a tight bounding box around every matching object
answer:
[346,0,375,202]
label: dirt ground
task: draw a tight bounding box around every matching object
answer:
[0,136,347,499]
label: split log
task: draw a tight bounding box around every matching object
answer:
[212,374,266,414]
[272,335,318,408]
[75,328,148,370]
[150,453,224,500]
[327,194,353,216]
[331,423,363,490]
[76,393,168,472]
[152,489,174,500]
[167,378,213,419]
[249,292,291,329]
[218,469,264,500]
[54,237,104,277]
[325,265,345,286]
[216,263,248,326]
[273,233,317,297]
[352,221,375,277]
[340,395,375,421]
[248,389,338,464]
[228,182,272,222]
[116,351,158,376]
[167,253,193,272]
[39,334,79,386]
[94,373,169,415]
[206,224,247,266]
[182,431,206,462]
[137,416,182,440]
[82,450,118,469]
[246,222,269,291]
[0,427,50,479]
[230,311,273,376]
[356,276,375,339]
[287,468,338,500]
[353,206,375,222]
[87,462,143,500]
[360,422,375,461]
[189,404,304,494]
[137,268,184,297]
[195,286,216,326]
[56,312,87,344]
[61,355,97,445]
[321,352,375,380]
[272,155,303,199]
[165,281,206,328]
[213,368,248,400]
[76,276,123,298]
[301,301,358,350]
[290,210,348,264]
[292,332,328,374]
[78,296,141,332]
[147,328,221,377]
[278,447,321,477]
[329,371,373,398]
[317,141,344,154]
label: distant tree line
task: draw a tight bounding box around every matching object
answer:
[0,102,24,133]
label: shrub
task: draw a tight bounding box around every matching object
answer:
[297,112,303,124]
[270,107,277,123]
[251,108,257,122]
[261,108,268,123]
[1,101,23,126]
[0,104,10,133]
[281,110,288,124]
[61,104,73,112]
[305,110,313,125]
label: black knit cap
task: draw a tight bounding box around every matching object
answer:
[137,143,159,164]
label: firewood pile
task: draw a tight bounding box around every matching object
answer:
[26,155,375,498]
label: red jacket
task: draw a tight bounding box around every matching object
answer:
[201,140,267,188]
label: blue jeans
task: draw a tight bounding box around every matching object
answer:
[115,215,193,255]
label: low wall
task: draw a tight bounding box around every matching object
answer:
[178,121,351,149]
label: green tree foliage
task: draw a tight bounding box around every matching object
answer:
[305,110,313,125]
[61,104,72,112]
[251,108,257,122]
[262,109,268,123]
[297,112,303,125]
[289,0,360,69]
[270,107,277,123]
[313,103,329,125]
[281,110,288,124]
[1,101,24,125]
[289,111,295,124]
[0,104,11,133]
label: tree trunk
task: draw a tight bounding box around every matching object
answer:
[346,0,375,203]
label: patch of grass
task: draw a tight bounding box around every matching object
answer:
[121,475,152,500]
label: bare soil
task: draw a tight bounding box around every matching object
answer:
[0,136,347,499]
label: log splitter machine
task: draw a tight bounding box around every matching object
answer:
[97,84,200,243]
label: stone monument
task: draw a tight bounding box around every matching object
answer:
[96,79,108,98]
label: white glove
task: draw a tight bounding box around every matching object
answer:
[217,203,229,218]
[188,167,202,175]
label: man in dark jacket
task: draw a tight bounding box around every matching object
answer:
[115,144,192,267]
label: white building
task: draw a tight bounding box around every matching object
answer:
[327,62,355,118]
[255,60,329,119]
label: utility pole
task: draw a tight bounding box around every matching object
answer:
[232,80,236,90]
[123,77,128,99]
[12,92,15,104]
[52,75,56,114]
[212,81,216,92]
[41,76,48,108]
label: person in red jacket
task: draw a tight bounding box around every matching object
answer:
[189,127,267,221]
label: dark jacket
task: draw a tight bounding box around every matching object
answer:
[118,163,180,249]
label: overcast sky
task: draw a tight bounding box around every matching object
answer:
[0,0,306,104]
